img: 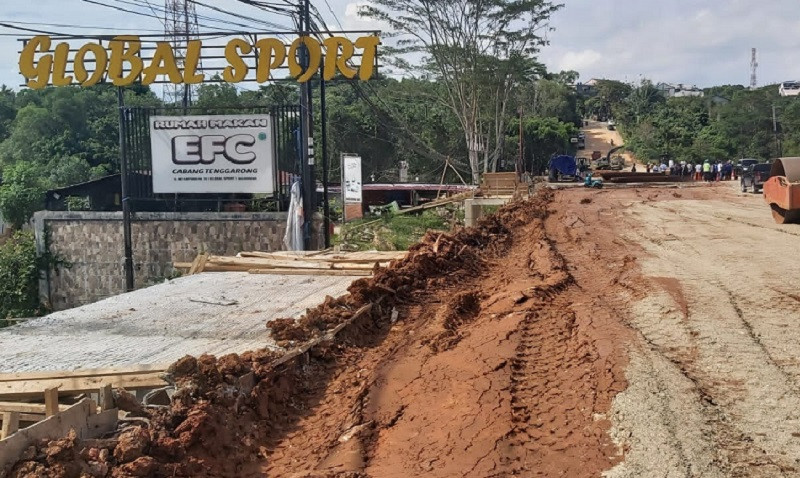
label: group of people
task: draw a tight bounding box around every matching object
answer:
[645,159,735,182]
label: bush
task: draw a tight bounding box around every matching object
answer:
[0,231,41,326]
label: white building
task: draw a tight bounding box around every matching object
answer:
[656,82,705,98]
[779,81,800,97]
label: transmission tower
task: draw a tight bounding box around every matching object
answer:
[164,0,200,106]
[750,48,758,90]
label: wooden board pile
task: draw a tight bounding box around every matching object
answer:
[0,366,166,440]
[176,250,408,276]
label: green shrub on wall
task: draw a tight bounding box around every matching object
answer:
[0,231,41,326]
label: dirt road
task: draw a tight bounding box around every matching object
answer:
[581,120,639,167]
[262,183,800,477]
[9,183,800,477]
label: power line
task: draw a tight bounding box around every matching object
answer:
[188,0,293,29]
[79,0,273,32]
[1,20,164,33]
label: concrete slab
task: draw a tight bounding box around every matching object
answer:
[0,272,359,372]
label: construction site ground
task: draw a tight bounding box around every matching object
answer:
[6,182,800,477]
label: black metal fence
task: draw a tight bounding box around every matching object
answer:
[120,104,302,212]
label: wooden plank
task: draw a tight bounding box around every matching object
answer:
[187,254,202,275]
[0,373,166,401]
[195,253,209,273]
[1,412,42,424]
[0,402,69,414]
[44,388,59,418]
[238,251,406,263]
[0,364,169,382]
[249,269,372,277]
[1,412,19,439]
[0,400,111,471]
[99,385,113,411]
[209,256,380,271]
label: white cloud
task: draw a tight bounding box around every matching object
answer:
[557,49,603,73]
[3,0,800,89]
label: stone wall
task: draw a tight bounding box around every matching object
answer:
[33,211,324,311]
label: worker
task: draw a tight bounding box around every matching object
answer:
[695,162,702,181]
[703,160,712,182]
[631,164,637,173]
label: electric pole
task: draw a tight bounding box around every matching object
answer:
[299,0,315,250]
[517,107,524,176]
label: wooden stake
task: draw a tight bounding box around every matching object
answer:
[99,384,114,411]
[44,387,59,418]
[1,411,19,439]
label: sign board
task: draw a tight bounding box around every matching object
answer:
[150,114,275,194]
[18,34,380,89]
[342,155,363,203]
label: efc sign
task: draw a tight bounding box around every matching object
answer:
[18,35,380,89]
[150,115,275,194]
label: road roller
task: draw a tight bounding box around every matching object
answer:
[763,157,800,224]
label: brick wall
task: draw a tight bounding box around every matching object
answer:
[33,211,324,311]
[344,202,363,221]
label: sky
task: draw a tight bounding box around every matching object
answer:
[1,0,800,90]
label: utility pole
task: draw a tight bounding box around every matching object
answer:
[299,0,315,250]
[517,107,524,176]
[772,104,782,157]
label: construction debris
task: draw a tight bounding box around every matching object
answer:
[176,250,407,276]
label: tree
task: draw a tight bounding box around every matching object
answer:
[362,0,562,183]
[0,161,48,229]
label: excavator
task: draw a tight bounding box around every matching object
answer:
[593,145,626,170]
[763,157,800,224]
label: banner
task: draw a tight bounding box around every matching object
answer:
[150,114,275,194]
[342,155,363,203]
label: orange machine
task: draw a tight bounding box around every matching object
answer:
[763,157,800,224]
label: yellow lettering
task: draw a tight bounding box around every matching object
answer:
[288,36,321,83]
[255,38,285,83]
[51,43,73,86]
[223,38,251,83]
[183,40,205,84]
[323,37,357,81]
[354,36,380,81]
[108,36,144,86]
[74,43,108,86]
[19,35,53,89]
[142,42,182,85]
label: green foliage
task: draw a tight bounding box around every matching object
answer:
[336,208,456,251]
[509,116,577,173]
[0,231,41,325]
[611,82,800,163]
[0,161,47,229]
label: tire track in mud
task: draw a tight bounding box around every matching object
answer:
[259,190,629,477]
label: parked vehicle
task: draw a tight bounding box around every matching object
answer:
[583,172,603,189]
[741,162,773,193]
[735,158,759,178]
[607,119,616,130]
[548,155,580,182]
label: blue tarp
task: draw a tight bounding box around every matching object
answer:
[549,155,577,176]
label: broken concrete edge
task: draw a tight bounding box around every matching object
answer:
[0,399,118,477]
[269,302,375,369]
